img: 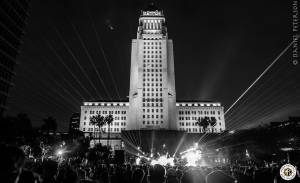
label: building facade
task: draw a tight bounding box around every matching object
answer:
[0,0,30,116]
[79,5,225,136]
[80,101,128,134]
[128,8,176,130]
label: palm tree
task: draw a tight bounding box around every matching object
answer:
[90,116,97,140]
[209,117,217,132]
[104,114,114,147]
[90,115,105,143]
[196,116,210,133]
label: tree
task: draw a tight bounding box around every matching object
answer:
[196,116,210,133]
[41,117,57,133]
[209,117,217,132]
[104,114,114,147]
[90,115,105,143]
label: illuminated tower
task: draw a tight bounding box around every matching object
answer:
[128,4,177,130]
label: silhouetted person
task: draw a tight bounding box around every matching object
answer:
[0,144,25,183]
[166,168,178,183]
[181,169,205,183]
[147,164,166,183]
[206,170,236,183]
[18,169,35,183]
[132,168,145,183]
[175,169,183,181]
[42,159,58,183]
[124,164,133,183]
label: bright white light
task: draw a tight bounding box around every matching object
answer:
[57,150,64,156]
[281,147,294,151]
[229,130,235,134]
[194,142,198,148]
[150,159,158,166]
[150,155,174,166]
[245,149,250,158]
[182,150,201,167]
[136,157,141,165]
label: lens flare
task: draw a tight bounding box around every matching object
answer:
[150,155,174,166]
[181,150,202,167]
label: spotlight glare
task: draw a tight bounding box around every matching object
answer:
[56,149,64,156]
[181,150,202,167]
[136,157,141,165]
[150,155,174,166]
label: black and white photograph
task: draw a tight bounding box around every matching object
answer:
[0,0,299,182]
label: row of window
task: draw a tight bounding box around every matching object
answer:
[143,88,163,91]
[144,46,162,49]
[143,42,162,45]
[142,36,164,40]
[143,73,162,77]
[143,93,163,97]
[83,116,127,121]
[143,114,163,119]
[142,98,163,102]
[143,69,163,72]
[84,121,126,126]
[143,83,163,87]
[143,103,163,107]
[178,116,221,121]
[142,121,163,125]
[179,128,222,133]
[83,128,126,132]
[143,108,163,113]
[143,78,162,82]
[179,122,222,126]
[143,60,162,63]
[178,111,221,115]
[143,55,162,58]
[144,50,161,54]
[143,64,162,68]
[87,110,127,115]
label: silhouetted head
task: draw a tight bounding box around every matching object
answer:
[148,164,166,183]
[181,169,205,183]
[0,144,25,183]
[132,168,145,183]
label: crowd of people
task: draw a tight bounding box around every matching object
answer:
[1,144,299,183]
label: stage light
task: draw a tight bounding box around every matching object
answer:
[181,150,202,167]
[229,130,235,134]
[56,149,64,156]
[281,147,294,151]
[150,155,174,166]
[245,149,250,158]
[136,157,141,165]
[150,159,158,166]
[194,142,198,148]
[137,146,140,150]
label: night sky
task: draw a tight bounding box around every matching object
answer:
[6,0,300,131]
